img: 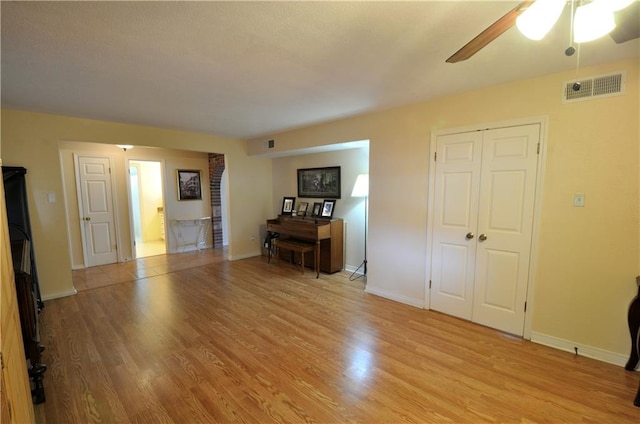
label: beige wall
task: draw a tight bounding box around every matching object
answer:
[59,141,213,267]
[1,58,638,363]
[1,110,272,299]
[249,59,640,360]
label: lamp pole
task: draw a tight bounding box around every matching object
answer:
[350,194,367,281]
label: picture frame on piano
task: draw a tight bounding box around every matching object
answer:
[312,202,323,217]
[282,197,296,215]
[297,201,309,217]
[321,199,336,219]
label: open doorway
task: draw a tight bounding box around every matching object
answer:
[128,160,166,258]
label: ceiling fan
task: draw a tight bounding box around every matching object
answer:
[446,0,640,63]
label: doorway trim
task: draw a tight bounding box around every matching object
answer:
[73,153,121,267]
[425,115,549,340]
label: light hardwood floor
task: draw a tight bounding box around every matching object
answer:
[36,251,639,423]
[71,248,225,292]
[134,240,166,259]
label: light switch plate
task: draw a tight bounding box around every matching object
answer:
[573,193,585,207]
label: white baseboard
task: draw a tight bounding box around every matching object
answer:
[365,286,424,308]
[42,288,78,301]
[228,250,262,261]
[531,331,631,368]
[344,264,365,276]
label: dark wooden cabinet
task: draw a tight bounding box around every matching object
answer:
[267,215,343,273]
[4,166,46,404]
[11,239,46,404]
[3,166,42,308]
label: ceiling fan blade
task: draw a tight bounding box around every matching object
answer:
[446,1,534,63]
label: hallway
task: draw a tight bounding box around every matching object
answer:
[72,248,225,292]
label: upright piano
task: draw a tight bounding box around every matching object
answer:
[266,215,343,273]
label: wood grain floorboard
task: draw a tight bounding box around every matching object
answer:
[35,252,639,423]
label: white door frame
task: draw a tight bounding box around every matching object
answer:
[425,116,549,340]
[73,153,121,267]
[128,161,143,252]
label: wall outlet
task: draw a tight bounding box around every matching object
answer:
[573,193,585,207]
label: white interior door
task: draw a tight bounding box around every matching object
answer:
[430,124,540,336]
[472,125,540,334]
[430,131,483,320]
[75,155,118,267]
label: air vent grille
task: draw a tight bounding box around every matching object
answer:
[563,71,625,103]
[593,73,622,96]
[565,79,593,100]
[262,139,275,150]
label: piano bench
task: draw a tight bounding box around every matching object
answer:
[274,239,319,278]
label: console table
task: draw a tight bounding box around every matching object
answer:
[171,217,211,252]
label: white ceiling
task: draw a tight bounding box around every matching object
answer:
[1,1,638,140]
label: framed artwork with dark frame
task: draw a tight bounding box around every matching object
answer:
[177,169,202,201]
[297,166,341,199]
[320,199,336,219]
[282,197,296,215]
[312,202,323,217]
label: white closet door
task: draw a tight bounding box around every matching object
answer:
[472,124,540,335]
[430,131,483,320]
[430,124,540,336]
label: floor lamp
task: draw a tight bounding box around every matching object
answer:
[349,174,368,281]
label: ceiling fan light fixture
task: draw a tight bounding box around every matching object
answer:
[574,1,617,43]
[516,0,566,40]
[607,0,635,12]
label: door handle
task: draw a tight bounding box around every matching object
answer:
[83,217,91,221]
[465,232,474,240]
[479,233,487,241]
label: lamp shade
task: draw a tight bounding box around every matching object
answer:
[574,1,616,43]
[516,0,566,40]
[351,174,369,198]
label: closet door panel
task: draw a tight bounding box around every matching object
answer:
[473,124,540,335]
[430,131,482,320]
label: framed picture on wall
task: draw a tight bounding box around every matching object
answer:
[297,166,341,198]
[177,169,202,200]
[282,197,296,215]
